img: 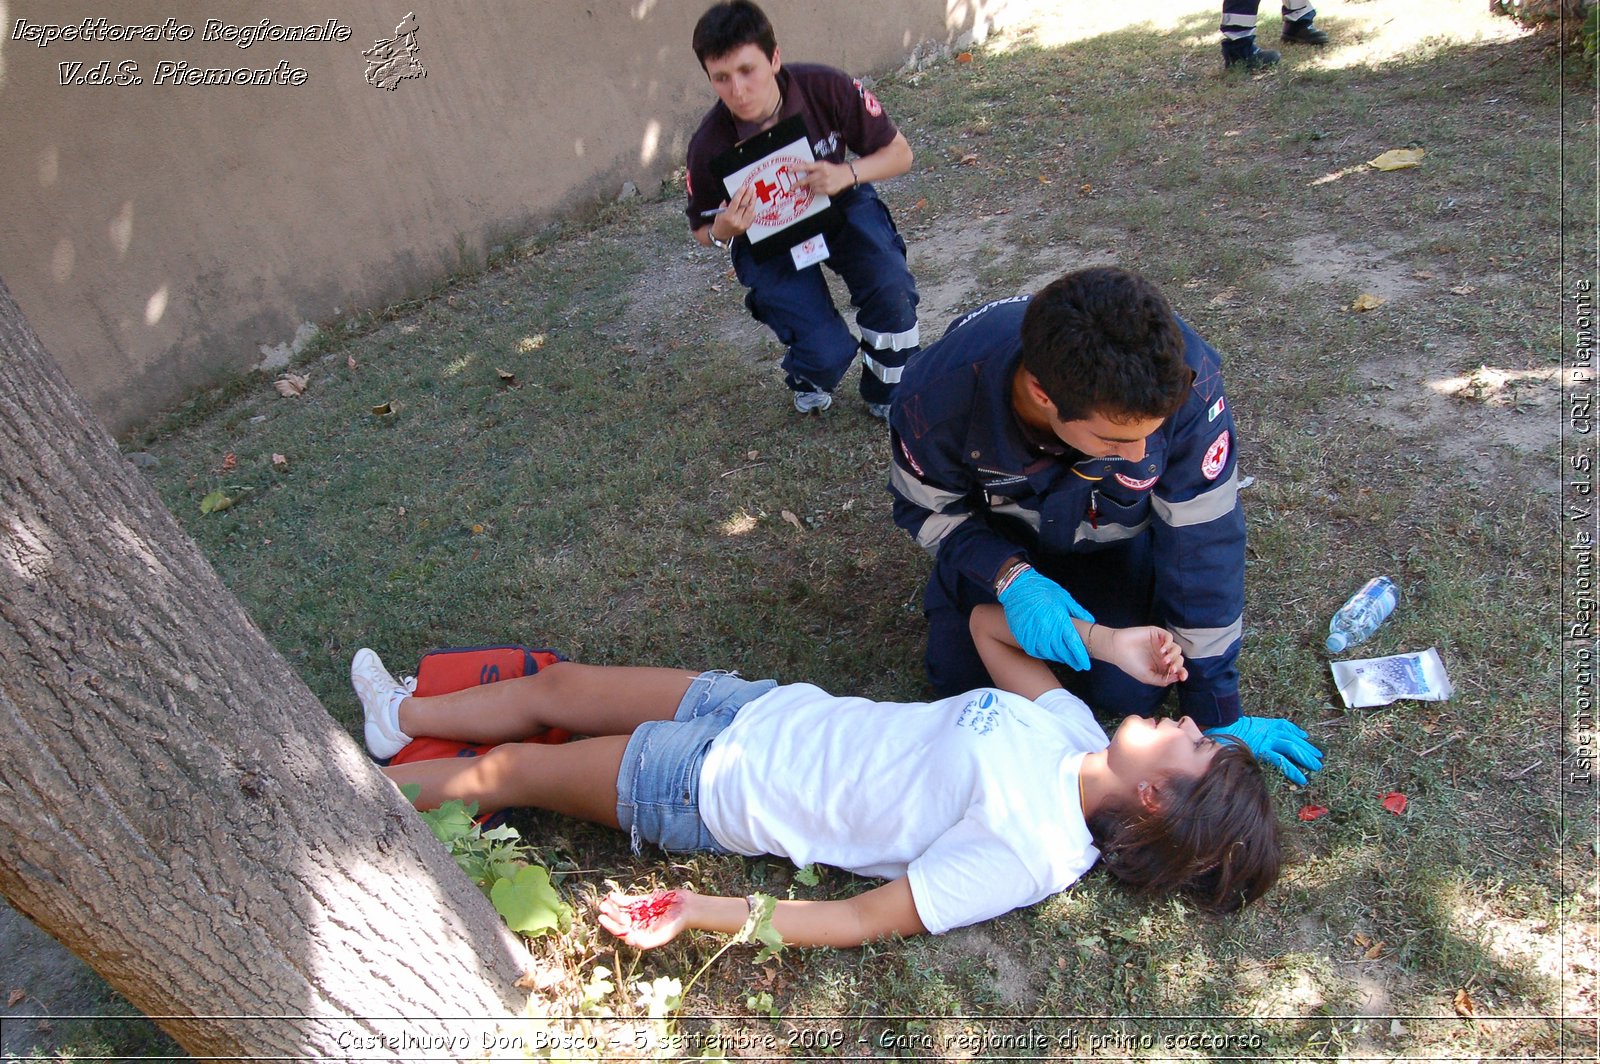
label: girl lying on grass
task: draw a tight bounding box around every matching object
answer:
[352,606,1279,949]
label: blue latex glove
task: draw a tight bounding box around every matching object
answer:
[1207,716,1324,785]
[996,567,1095,671]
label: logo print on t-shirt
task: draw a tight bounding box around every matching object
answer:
[743,154,816,229]
[854,78,882,117]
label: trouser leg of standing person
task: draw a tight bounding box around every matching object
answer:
[826,187,920,415]
[1220,0,1280,68]
[733,242,860,410]
[1278,2,1327,45]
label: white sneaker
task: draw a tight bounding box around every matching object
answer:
[866,401,892,420]
[793,389,833,414]
[351,648,412,759]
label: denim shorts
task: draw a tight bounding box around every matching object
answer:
[615,671,778,854]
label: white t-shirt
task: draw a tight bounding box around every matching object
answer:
[697,684,1108,935]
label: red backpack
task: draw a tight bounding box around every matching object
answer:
[386,644,570,766]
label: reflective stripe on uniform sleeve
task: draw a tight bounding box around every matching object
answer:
[914,511,968,553]
[1073,516,1150,544]
[859,323,921,351]
[890,462,970,551]
[1150,469,1239,528]
[990,500,1042,535]
[1171,617,1243,660]
[862,351,905,384]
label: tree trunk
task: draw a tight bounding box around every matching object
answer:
[0,276,531,1059]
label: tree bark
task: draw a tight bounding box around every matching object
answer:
[0,276,531,1059]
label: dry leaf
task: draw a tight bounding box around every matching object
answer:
[7,988,25,1006]
[1413,270,1435,280]
[220,453,237,472]
[959,152,979,165]
[913,197,928,211]
[274,373,308,397]
[1368,148,1425,171]
[956,51,973,63]
[497,368,516,383]
[746,450,759,461]
[1353,931,1372,949]
[1038,175,1052,184]
[347,355,358,370]
[1381,791,1408,816]
[1079,183,1093,195]
[199,489,234,514]
[397,506,407,517]
[371,402,393,416]
[270,453,288,469]
[1365,940,1386,960]
[1350,293,1387,312]
[781,509,803,531]
[1453,987,1476,1017]
[471,524,485,535]
[1450,284,1476,296]
[1298,803,1330,821]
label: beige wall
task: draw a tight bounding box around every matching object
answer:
[0,0,1007,434]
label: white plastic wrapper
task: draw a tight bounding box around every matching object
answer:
[1331,648,1454,709]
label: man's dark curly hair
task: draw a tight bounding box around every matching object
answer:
[692,1,777,69]
[1019,267,1191,423]
[1086,740,1281,914]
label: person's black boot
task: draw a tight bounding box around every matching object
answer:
[1222,35,1281,70]
[1281,18,1330,45]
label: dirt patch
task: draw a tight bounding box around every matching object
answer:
[1281,234,1426,306]
[0,899,102,1058]
[1283,232,1560,480]
[937,924,1037,1006]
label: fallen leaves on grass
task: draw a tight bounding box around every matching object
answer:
[371,401,394,416]
[1381,791,1408,816]
[1369,148,1425,171]
[220,453,237,472]
[1350,293,1387,312]
[7,988,24,1006]
[1453,987,1477,1017]
[199,486,253,514]
[781,510,803,531]
[1352,932,1386,959]
[956,51,973,63]
[271,453,288,470]
[347,355,359,370]
[274,373,309,397]
[497,368,517,385]
[1298,803,1330,821]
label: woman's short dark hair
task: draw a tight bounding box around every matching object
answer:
[693,1,777,69]
[1019,267,1191,423]
[1087,740,1281,914]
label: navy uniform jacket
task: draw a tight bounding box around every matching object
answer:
[888,297,1245,724]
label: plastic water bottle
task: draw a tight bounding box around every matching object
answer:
[1325,576,1399,653]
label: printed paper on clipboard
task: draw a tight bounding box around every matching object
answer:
[710,115,839,262]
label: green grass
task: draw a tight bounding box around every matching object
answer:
[53,2,1588,1060]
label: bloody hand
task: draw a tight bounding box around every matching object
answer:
[597,889,690,949]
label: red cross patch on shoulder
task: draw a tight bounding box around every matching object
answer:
[1200,430,1230,481]
[854,78,883,117]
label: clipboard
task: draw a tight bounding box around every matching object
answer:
[710,115,841,263]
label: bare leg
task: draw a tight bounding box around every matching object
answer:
[385,734,629,822]
[397,661,699,743]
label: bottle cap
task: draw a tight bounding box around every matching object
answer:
[1325,632,1347,653]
